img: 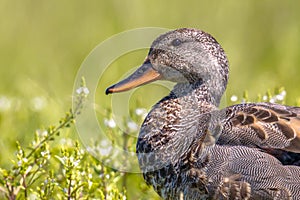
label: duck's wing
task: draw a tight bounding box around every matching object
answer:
[220,102,300,154]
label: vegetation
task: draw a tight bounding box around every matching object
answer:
[0,1,299,199]
[0,79,125,199]
[0,80,291,199]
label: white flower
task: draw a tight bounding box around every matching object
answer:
[269,98,276,103]
[31,96,47,111]
[68,156,73,163]
[88,139,113,156]
[37,129,48,137]
[135,108,148,118]
[262,95,268,101]
[275,94,284,101]
[99,146,112,156]
[18,149,24,155]
[127,121,138,132]
[230,95,238,102]
[76,87,89,95]
[280,90,287,97]
[29,194,38,199]
[135,108,147,116]
[41,150,51,159]
[275,90,286,101]
[71,180,76,186]
[104,118,116,128]
[0,96,11,111]
[73,159,80,167]
[18,158,28,166]
[100,139,109,146]
[59,138,73,146]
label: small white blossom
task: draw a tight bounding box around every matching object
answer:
[269,98,276,103]
[18,158,28,166]
[100,139,109,146]
[127,121,138,132]
[104,118,116,128]
[71,180,76,186]
[59,138,73,146]
[73,159,80,167]
[99,146,112,156]
[69,156,74,163]
[41,150,51,159]
[262,95,268,101]
[79,149,85,155]
[275,94,284,101]
[37,129,48,137]
[88,181,93,188]
[76,87,89,95]
[88,140,113,156]
[87,140,113,157]
[280,90,287,97]
[18,149,24,155]
[275,90,286,101]
[230,95,238,102]
[135,108,148,118]
[31,96,47,111]
[135,108,147,116]
[29,194,38,199]
[0,96,11,111]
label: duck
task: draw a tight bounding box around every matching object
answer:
[106,28,300,199]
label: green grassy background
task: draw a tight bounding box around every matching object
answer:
[1,0,300,199]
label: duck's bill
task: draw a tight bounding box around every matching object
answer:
[105,61,162,94]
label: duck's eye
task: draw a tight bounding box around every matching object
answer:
[171,38,182,46]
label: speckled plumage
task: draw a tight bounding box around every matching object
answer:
[107,28,300,199]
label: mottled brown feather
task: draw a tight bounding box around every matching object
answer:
[228,104,300,153]
[285,118,300,152]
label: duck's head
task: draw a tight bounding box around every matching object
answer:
[106,28,229,103]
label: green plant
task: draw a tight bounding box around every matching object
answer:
[0,78,126,200]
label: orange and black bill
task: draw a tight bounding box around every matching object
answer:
[106,61,162,95]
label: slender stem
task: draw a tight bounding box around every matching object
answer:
[5,179,15,200]
[27,165,42,186]
[26,94,84,159]
[67,174,72,200]
[26,113,74,159]
[21,174,27,198]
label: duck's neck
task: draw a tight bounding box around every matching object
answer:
[204,74,227,106]
[172,78,225,107]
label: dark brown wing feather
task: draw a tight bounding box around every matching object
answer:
[220,102,300,153]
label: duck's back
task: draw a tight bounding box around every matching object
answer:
[206,144,300,199]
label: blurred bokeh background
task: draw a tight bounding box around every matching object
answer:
[1,0,300,199]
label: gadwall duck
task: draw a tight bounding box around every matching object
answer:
[106,28,300,199]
